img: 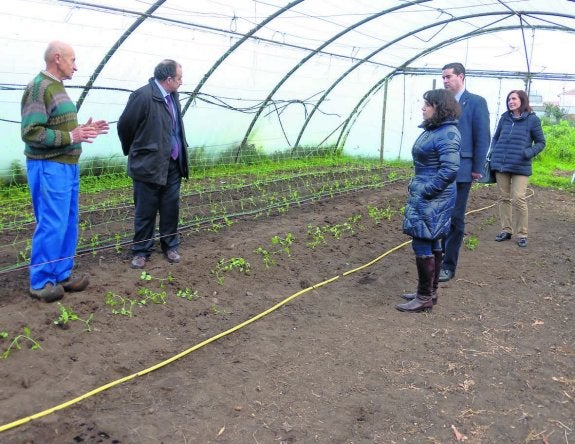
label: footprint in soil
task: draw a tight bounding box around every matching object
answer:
[73,422,121,443]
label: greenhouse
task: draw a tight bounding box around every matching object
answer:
[0,1,574,443]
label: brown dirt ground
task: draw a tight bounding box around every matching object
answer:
[0,182,573,444]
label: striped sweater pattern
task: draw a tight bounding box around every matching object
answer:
[21,72,81,162]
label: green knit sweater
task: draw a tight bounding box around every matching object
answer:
[21,72,82,163]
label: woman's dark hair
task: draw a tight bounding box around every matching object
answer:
[422,89,460,128]
[506,90,532,114]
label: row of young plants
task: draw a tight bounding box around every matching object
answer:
[3,159,409,271]
[2,116,573,272]
[0,200,403,360]
[1,186,505,362]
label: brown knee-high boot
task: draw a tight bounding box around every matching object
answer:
[401,250,442,305]
[396,255,434,312]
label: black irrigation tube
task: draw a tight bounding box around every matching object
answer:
[74,175,406,257]
[1,173,406,274]
[0,166,406,275]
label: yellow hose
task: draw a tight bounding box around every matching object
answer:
[0,187,529,433]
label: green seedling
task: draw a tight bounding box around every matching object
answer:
[90,233,100,256]
[210,304,229,315]
[485,215,496,226]
[367,204,395,223]
[105,290,137,317]
[54,303,93,332]
[140,271,152,281]
[306,224,325,249]
[140,271,173,288]
[272,232,295,256]
[464,235,479,251]
[17,239,32,265]
[137,287,167,304]
[114,233,122,254]
[2,327,41,359]
[176,288,199,301]
[211,257,251,285]
[255,247,275,269]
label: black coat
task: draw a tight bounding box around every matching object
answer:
[118,78,189,185]
[489,111,545,177]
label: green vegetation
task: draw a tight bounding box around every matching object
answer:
[306,214,363,249]
[54,303,94,332]
[1,326,41,359]
[176,287,200,301]
[211,257,251,285]
[533,117,575,189]
[464,235,479,251]
[105,291,139,317]
[0,124,571,273]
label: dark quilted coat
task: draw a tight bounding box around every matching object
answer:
[403,120,461,240]
[489,111,545,176]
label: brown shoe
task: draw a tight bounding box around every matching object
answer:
[29,283,65,303]
[59,275,89,292]
[164,249,181,263]
[131,255,147,269]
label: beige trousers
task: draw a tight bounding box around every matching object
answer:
[495,172,529,238]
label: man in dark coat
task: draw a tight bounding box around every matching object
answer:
[438,63,490,282]
[118,59,189,269]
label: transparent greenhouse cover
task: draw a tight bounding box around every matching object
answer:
[1,0,575,170]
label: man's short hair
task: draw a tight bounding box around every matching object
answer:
[442,62,466,77]
[154,59,179,81]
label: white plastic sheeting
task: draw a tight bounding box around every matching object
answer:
[1,0,575,168]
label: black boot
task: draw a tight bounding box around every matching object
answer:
[396,255,434,312]
[401,250,442,305]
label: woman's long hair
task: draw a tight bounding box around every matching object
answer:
[422,89,460,128]
[506,89,532,114]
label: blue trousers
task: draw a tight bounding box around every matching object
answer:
[27,160,79,290]
[412,238,442,256]
[442,182,472,272]
[132,159,181,256]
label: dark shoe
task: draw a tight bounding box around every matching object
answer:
[517,237,528,248]
[164,249,181,263]
[438,268,454,282]
[495,231,512,242]
[29,283,64,303]
[131,255,146,269]
[401,292,438,305]
[59,275,89,292]
[395,297,433,313]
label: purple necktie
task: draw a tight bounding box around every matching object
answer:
[166,94,179,160]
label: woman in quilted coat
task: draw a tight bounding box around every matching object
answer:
[397,89,461,313]
[490,90,545,248]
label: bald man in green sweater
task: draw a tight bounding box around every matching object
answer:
[21,41,108,301]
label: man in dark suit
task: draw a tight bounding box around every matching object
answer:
[439,63,490,282]
[118,59,189,269]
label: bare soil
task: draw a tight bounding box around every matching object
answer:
[0,182,573,443]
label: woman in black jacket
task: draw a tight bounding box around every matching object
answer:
[396,89,460,313]
[490,90,545,248]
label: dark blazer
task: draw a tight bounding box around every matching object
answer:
[118,78,189,185]
[490,111,545,176]
[456,90,490,182]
